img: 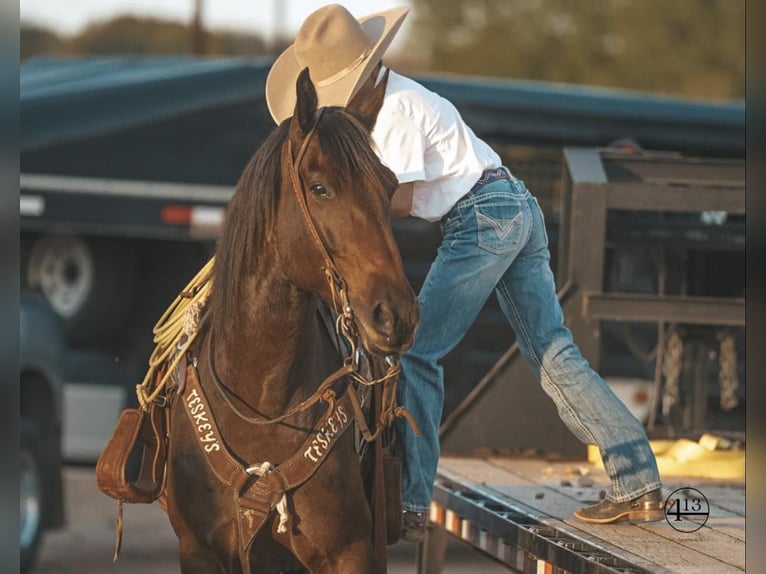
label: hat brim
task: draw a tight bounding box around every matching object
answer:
[266,6,409,125]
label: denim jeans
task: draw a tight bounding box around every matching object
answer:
[394,177,661,513]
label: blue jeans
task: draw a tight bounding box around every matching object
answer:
[394,176,661,513]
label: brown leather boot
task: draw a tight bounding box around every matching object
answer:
[401,510,427,542]
[574,488,665,524]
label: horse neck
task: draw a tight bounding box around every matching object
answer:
[210,248,324,417]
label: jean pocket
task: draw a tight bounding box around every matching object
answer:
[476,204,524,254]
[440,211,461,236]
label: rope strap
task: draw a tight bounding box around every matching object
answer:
[246,463,290,533]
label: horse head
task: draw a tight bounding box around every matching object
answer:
[274,68,418,356]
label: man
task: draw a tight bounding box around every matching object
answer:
[265,4,664,542]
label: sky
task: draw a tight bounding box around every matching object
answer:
[19,0,414,45]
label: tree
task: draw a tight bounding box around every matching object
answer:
[20,24,65,60]
[20,15,270,60]
[71,16,193,54]
[405,0,744,100]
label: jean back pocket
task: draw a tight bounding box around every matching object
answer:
[476,204,525,254]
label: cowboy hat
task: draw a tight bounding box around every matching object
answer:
[265,4,409,124]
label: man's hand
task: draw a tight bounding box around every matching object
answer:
[391,182,414,217]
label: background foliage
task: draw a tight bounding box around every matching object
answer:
[21,0,745,100]
[21,16,270,59]
[405,0,744,99]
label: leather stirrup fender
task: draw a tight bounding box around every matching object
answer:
[96,404,169,562]
[96,406,167,504]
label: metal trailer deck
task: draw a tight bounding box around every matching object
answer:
[420,457,745,574]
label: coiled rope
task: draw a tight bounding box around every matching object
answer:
[135,257,214,409]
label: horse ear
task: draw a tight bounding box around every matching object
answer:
[291,68,318,137]
[348,67,389,132]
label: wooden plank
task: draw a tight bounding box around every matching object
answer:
[439,457,744,573]
[583,294,746,327]
[487,458,745,570]
[440,457,680,574]
[485,459,746,539]
[636,518,745,565]
[660,482,745,517]
[464,457,745,572]
[439,458,675,574]
[599,155,745,188]
[657,481,746,546]
[604,183,745,214]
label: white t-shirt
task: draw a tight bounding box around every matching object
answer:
[370,70,503,222]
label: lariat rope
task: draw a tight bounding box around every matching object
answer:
[136,258,213,410]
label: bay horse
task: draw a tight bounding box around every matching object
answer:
[164,68,419,573]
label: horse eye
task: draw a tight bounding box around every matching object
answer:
[310,183,334,199]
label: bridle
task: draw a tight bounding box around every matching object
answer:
[285,108,358,349]
[207,107,413,440]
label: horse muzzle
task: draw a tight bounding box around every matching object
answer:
[355,292,419,356]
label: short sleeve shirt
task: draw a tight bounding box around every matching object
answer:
[370,70,502,222]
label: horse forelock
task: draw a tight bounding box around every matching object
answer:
[316,107,399,196]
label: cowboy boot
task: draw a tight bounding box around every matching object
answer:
[401,510,427,542]
[574,488,665,524]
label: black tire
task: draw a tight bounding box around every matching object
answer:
[26,234,136,345]
[20,418,44,574]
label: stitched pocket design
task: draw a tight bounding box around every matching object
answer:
[476,206,523,254]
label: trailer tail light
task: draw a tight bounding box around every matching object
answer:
[161,205,192,225]
[161,204,224,238]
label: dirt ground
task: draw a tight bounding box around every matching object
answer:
[32,466,508,574]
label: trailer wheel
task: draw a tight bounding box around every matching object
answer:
[27,234,135,344]
[20,418,43,574]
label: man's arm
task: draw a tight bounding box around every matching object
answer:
[391,181,414,217]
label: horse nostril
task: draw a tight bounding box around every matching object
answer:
[373,301,394,333]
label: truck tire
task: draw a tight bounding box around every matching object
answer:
[20,418,43,574]
[26,234,135,345]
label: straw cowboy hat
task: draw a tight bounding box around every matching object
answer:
[266,4,409,124]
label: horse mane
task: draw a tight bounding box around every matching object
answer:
[207,107,398,336]
[207,121,289,335]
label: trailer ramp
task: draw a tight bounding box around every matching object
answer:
[419,457,744,574]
